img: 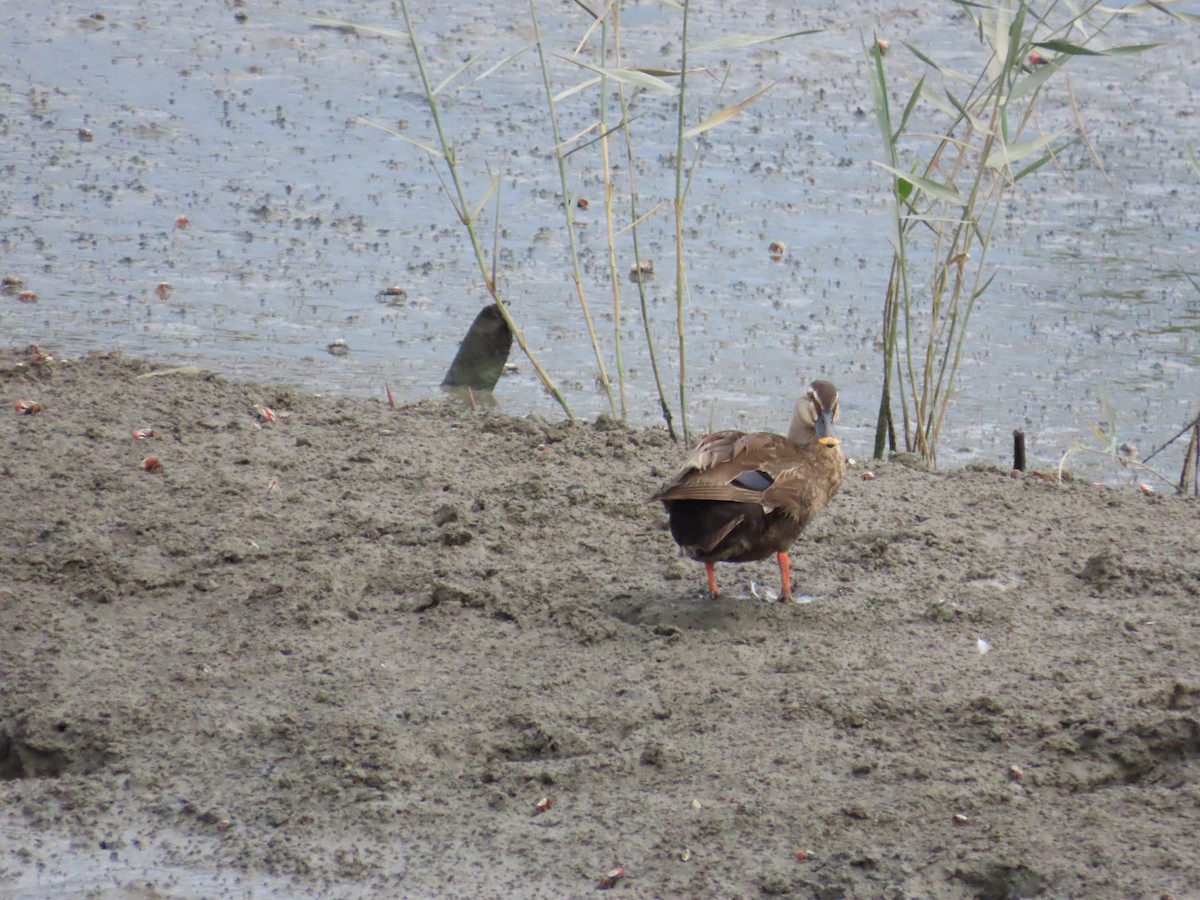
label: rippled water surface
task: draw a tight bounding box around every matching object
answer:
[3,0,1197,479]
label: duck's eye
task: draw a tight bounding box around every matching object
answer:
[732,470,773,491]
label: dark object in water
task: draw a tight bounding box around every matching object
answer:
[441,304,513,392]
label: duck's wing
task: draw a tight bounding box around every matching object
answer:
[650,431,801,506]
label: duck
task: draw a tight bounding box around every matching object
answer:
[650,380,845,602]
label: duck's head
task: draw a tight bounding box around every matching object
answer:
[788,380,840,445]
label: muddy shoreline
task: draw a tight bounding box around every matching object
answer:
[2,347,1199,899]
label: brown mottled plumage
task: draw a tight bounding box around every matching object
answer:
[650,380,846,602]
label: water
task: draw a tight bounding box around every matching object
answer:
[1,818,297,899]
[2,0,1196,479]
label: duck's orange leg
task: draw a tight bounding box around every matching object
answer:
[777,551,794,602]
[705,562,720,597]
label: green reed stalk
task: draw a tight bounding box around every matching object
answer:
[353,2,810,432]
[868,41,911,460]
[530,1,617,418]
[596,18,627,420]
[398,0,573,420]
[672,0,692,445]
[868,0,1159,465]
[609,5,677,440]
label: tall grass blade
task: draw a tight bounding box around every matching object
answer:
[356,116,445,159]
[866,38,894,160]
[681,81,779,139]
[867,0,1164,465]
[530,0,617,417]
[902,41,946,73]
[689,30,820,53]
[554,76,603,103]
[985,129,1069,169]
[896,73,927,135]
[1034,38,1163,54]
[594,15,627,420]
[605,4,675,438]
[300,15,407,40]
[1009,59,1062,101]
[1012,134,1083,181]
[432,50,486,96]
[564,61,680,93]
[562,113,640,159]
[474,45,534,82]
[395,0,573,420]
[469,173,501,223]
[871,163,967,205]
[673,0,693,443]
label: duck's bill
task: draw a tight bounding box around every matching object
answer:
[815,410,838,441]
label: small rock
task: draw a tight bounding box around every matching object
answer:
[1079,553,1121,589]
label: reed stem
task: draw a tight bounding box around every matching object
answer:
[399,0,573,420]
[672,0,692,445]
[530,0,617,418]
